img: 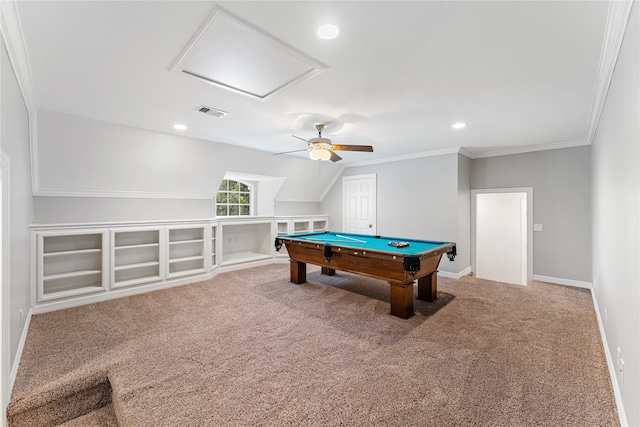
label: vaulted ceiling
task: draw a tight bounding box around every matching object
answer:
[14,1,617,164]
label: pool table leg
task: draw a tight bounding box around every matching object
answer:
[389,282,414,319]
[321,267,336,276]
[290,260,306,284]
[417,271,438,302]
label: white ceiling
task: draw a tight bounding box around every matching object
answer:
[15,1,612,164]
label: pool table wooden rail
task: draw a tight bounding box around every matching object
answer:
[281,239,450,285]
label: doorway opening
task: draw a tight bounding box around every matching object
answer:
[471,188,533,285]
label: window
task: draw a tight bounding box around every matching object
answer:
[216,179,252,216]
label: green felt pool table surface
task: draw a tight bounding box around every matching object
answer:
[279,231,452,256]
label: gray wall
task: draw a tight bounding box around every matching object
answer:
[33,111,344,224]
[1,40,32,375]
[320,153,463,274]
[591,4,639,425]
[471,146,592,282]
[457,154,471,271]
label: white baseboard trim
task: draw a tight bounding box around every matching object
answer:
[532,275,592,289]
[591,291,627,426]
[10,308,32,391]
[438,266,472,280]
[218,258,280,273]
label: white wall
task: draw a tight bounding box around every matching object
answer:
[320,153,463,275]
[1,38,32,378]
[591,3,639,425]
[33,110,344,224]
[274,201,321,216]
[470,146,592,283]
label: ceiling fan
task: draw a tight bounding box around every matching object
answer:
[273,123,374,162]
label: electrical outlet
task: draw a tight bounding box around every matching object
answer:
[619,359,625,384]
[617,348,621,371]
[604,309,607,324]
[533,224,543,232]
[19,309,23,326]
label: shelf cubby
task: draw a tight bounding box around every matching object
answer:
[39,231,107,301]
[168,226,205,277]
[313,220,328,232]
[221,221,272,266]
[112,229,161,288]
[293,221,309,234]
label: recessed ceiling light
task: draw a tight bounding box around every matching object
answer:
[452,122,467,129]
[173,124,187,130]
[317,24,340,40]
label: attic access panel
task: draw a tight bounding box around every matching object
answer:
[171,8,327,100]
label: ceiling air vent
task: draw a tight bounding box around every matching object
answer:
[196,105,228,118]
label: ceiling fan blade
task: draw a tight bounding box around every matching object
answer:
[291,135,310,143]
[331,144,374,152]
[273,148,309,155]
[329,150,342,162]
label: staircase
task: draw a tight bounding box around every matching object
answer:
[7,373,118,426]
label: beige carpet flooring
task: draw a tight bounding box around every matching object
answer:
[8,263,619,426]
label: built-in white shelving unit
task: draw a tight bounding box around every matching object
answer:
[38,230,108,301]
[112,228,162,288]
[32,215,328,310]
[168,226,206,278]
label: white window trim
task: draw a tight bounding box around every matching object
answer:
[216,179,254,217]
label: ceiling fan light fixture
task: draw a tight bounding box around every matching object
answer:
[309,148,332,161]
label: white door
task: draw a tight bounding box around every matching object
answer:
[475,192,527,285]
[343,174,376,234]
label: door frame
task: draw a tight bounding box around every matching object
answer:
[471,187,533,284]
[342,174,377,234]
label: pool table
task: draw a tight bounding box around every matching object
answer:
[274,231,456,319]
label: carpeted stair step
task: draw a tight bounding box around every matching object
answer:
[7,372,112,427]
[58,404,119,427]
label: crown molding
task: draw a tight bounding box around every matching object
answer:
[34,188,215,200]
[586,0,634,143]
[341,138,593,166]
[469,138,591,159]
[457,148,475,159]
[346,147,463,168]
